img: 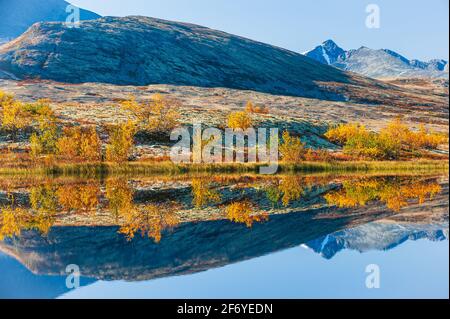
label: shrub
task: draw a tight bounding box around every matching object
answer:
[325,123,368,145]
[106,121,137,163]
[279,131,305,163]
[120,94,180,134]
[1,92,30,136]
[227,111,253,130]
[57,126,101,161]
[344,132,401,160]
[245,100,268,114]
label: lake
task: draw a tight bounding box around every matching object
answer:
[0,172,448,299]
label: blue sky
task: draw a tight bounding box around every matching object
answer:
[70,0,449,61]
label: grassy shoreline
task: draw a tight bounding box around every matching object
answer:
[0,160,448,177]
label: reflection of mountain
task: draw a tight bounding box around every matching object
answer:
[305,222,448,260]
[0,176,447,298]
[1,180,448,282]
[0,204,405,282]
[0,252,95,299]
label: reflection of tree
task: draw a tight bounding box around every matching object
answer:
[191,178,221,208]
[57,182,100,214]
[324,178,442,212]
[0,183,58,239]
[106,179,181,243]
[119,203,180,243]
[265,176,304,207]
[225,200,268,227]
[105,179,134,220]
[28,183,58,234]
[0,206,29,240]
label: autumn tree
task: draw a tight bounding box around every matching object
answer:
[56,182,100,214]
[57,126,102,161]
[1,91,31,140]
[227,111,253,130]
[245,100,268,114]
[29,102,59,159]
[105,121,137,163]
[279,131,306,163]
[120,94,180,134]
[325,123,369,145]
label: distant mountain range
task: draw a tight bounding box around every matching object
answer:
[304,40,449,79]
[0,0,100,42]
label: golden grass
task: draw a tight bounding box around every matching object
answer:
[0,160,447,178]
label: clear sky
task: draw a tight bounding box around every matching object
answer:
[69,0,449,61]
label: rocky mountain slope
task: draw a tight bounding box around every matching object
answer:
[0,16,388,100]
[0,0,100,42]
[304,40,449,79]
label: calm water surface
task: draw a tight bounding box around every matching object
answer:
[0,173,448,298]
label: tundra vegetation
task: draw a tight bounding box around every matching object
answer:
[0,90,448,173]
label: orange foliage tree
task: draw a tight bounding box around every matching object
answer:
[57,126,102,161]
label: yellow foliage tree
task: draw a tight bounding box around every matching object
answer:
[279,131,305,163]
[119,203,180,243]
[225,200,268,227]
[324,177,442,212]
[191,178,221,208]
[106,121,137,163]
[120,94,180,134]
[325,123,369,145]
[227,111,253,130]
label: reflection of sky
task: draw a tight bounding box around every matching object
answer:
[56,239,448,299]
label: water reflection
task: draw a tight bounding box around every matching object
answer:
[0,174,447,242]
[0,173,448,296]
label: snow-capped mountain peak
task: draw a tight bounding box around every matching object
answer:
[303,40,449,79]
[303,39,345,65]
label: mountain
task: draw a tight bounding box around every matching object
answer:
[0,0,100,42]
[0,252,95,299]
[305,221,449,259]
[0,16,383,100]
[304,40,449,79]
[302,39,345,65]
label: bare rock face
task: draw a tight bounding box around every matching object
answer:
[0,16,364,99]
